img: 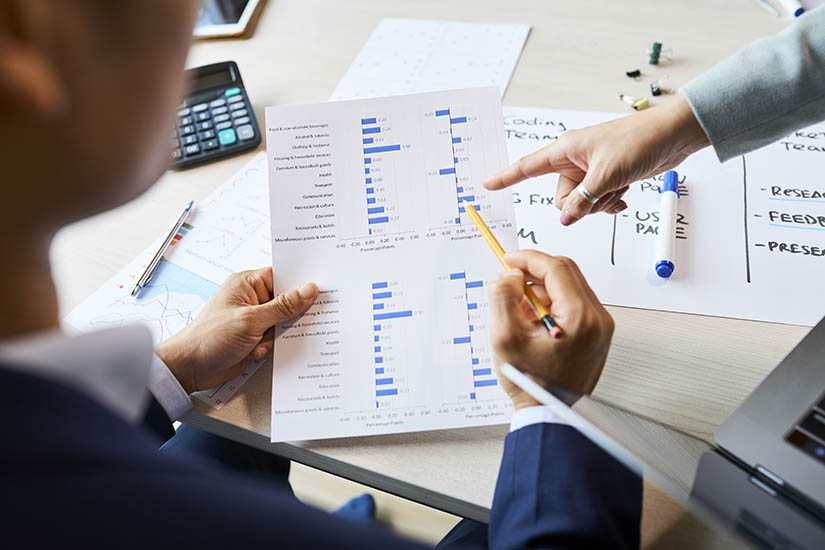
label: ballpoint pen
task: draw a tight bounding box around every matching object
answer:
[464,202,562,338]
[131,201,194,296]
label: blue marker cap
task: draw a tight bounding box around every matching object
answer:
[655,260,674,279]
[662,170,679,197]
[794,7,805,17]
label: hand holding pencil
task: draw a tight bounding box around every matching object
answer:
[464,203,561,337]
[487,250,616,409]
[464,203,615,408]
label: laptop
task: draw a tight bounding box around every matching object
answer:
[501,316,825,549]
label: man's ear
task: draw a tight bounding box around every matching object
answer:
[0,1,68,119]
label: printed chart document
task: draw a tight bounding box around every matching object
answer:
[266,87,517,441]
[504,105,825,326]
[330,18,530,101]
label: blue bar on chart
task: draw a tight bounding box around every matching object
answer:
[439,168,456,175]
[450,272,465,280]
[466,280,483,289]
[435,109,450,116]
[450,116,467,124]
[374,310,413,321]
[362,127,381,135]
[364,144,401,154]
[363,137,374,144]
[373,291,392,299]
[361,117,377,125]
[453,336,471,344]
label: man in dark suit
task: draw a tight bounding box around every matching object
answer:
[0,1,640,547]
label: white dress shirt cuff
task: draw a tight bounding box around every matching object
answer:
[509,405,568,432]
[147,353,192,421]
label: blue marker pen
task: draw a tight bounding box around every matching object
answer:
[654,170,679,279]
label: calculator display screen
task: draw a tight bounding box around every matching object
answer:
[192,68,234,91]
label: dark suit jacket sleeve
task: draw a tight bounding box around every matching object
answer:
[141,395,177,443]
[489,423,642,550]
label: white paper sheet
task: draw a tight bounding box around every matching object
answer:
[330,18,530,101]
[168,153,271,285]
[266,88,518,441]
[504,105,825,326]
[64,245,262,409]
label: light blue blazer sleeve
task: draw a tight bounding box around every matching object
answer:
[681,7,825,162]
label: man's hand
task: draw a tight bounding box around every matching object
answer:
[488,251,614,410]
[483,94,709,226]
[156,267,318,394]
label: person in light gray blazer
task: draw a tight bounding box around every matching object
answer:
[482,7,825,225]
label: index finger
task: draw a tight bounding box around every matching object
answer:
[503,250,600,307]
[247,266,274,294]
[483,143,563,190]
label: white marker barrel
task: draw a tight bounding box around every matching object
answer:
[776,0,804,18]
[654,171,679,279]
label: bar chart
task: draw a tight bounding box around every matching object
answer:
[444,270,498,398]
[267,87,513,247]
[371,280,414,408]
[359,117,407,236]
[270,255,514,441]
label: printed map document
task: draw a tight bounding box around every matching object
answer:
[266,88,517,441]
[330,18,530,101]
[64,243,262,409]
[504,105,825,326]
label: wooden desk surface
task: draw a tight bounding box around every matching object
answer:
[53,0,806,547]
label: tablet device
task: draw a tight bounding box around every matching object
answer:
[194,0,264,39]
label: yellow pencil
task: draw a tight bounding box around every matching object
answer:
[464,204,562,338]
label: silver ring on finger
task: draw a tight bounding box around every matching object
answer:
[576,184,599,205]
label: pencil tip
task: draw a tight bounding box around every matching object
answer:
[550,326,562,338]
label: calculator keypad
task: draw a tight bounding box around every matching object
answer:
[171,87,259,168]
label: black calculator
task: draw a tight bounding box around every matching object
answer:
[171,61,261,170]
